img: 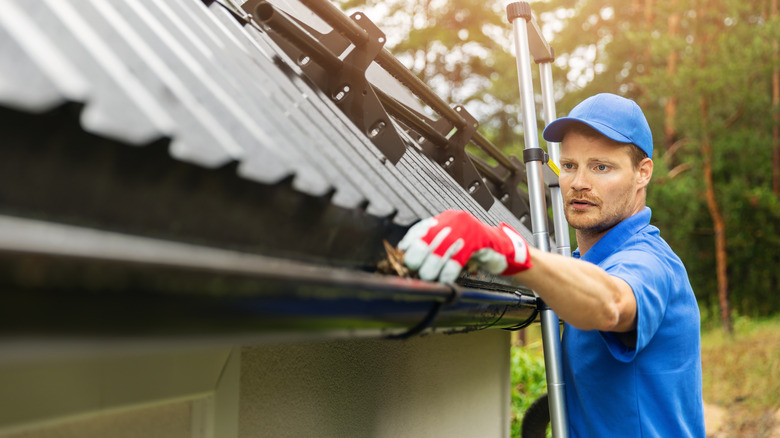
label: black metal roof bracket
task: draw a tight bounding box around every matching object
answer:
[417,105,495,210]
[244,0,407,164]
[471,154,532,222]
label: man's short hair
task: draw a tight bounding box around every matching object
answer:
[562,123,648,169]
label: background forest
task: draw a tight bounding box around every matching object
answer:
[341,0,780,329]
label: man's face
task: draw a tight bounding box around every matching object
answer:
[559,130,649,237]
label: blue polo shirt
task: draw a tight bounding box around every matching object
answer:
[563,207,705,437]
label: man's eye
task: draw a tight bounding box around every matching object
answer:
[562,163,575,170]
[595,164,609,171]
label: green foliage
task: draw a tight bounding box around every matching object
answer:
[636,0,779,317]
[510,341,548,437]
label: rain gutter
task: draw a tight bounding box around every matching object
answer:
[0,215,538,340]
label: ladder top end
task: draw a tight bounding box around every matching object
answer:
[535,48,555,64]
[506,2,532,22]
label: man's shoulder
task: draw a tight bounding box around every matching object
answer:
[619,222,681,263]
[605,228,668,263]
[600,230,686,286]
[603,227,694,303]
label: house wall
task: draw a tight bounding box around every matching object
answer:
[240,329,512,438]
[0,343,240,438]
[0,330,511,438]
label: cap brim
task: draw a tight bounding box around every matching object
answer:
[542,117,633,145]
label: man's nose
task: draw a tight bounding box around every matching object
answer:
[570,168,590,191]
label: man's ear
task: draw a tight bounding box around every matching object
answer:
[637,158,653,188]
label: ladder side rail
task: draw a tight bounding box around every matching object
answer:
[539,60,571,437]
[511,16,549,252]
[508,4,570,438]
[539,61,571,258]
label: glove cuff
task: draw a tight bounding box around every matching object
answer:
[497,223,533,275]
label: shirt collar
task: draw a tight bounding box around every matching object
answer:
[572,207,652,264]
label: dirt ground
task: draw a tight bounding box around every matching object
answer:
[705,402,780,438]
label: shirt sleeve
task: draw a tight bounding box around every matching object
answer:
[598,248,672,362]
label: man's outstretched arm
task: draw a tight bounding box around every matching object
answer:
[516,247,636,333]
[399,210,636,333]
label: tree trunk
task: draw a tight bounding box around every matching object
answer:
[664,3,680,153]
[632,0,654,97]
[643,0,653,81]
[700,98,733,334]
[773,0,779,196]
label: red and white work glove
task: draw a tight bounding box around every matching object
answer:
[398,210,533,283]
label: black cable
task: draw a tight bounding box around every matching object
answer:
[386,282,463,340]
[503,292,539,331]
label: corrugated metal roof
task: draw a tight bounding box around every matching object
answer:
[0,0,533,237]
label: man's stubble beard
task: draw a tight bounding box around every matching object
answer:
[564,191,636,238]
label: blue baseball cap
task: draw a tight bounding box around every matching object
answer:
[542,93,653,159]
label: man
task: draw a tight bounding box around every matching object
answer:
[399,93,705,437]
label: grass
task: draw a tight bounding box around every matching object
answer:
[701,315,780,436]
[510,314,780,437]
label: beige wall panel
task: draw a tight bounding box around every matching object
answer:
[0,344,240,438]
[239,330,511,438]
[0,400,193,438]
